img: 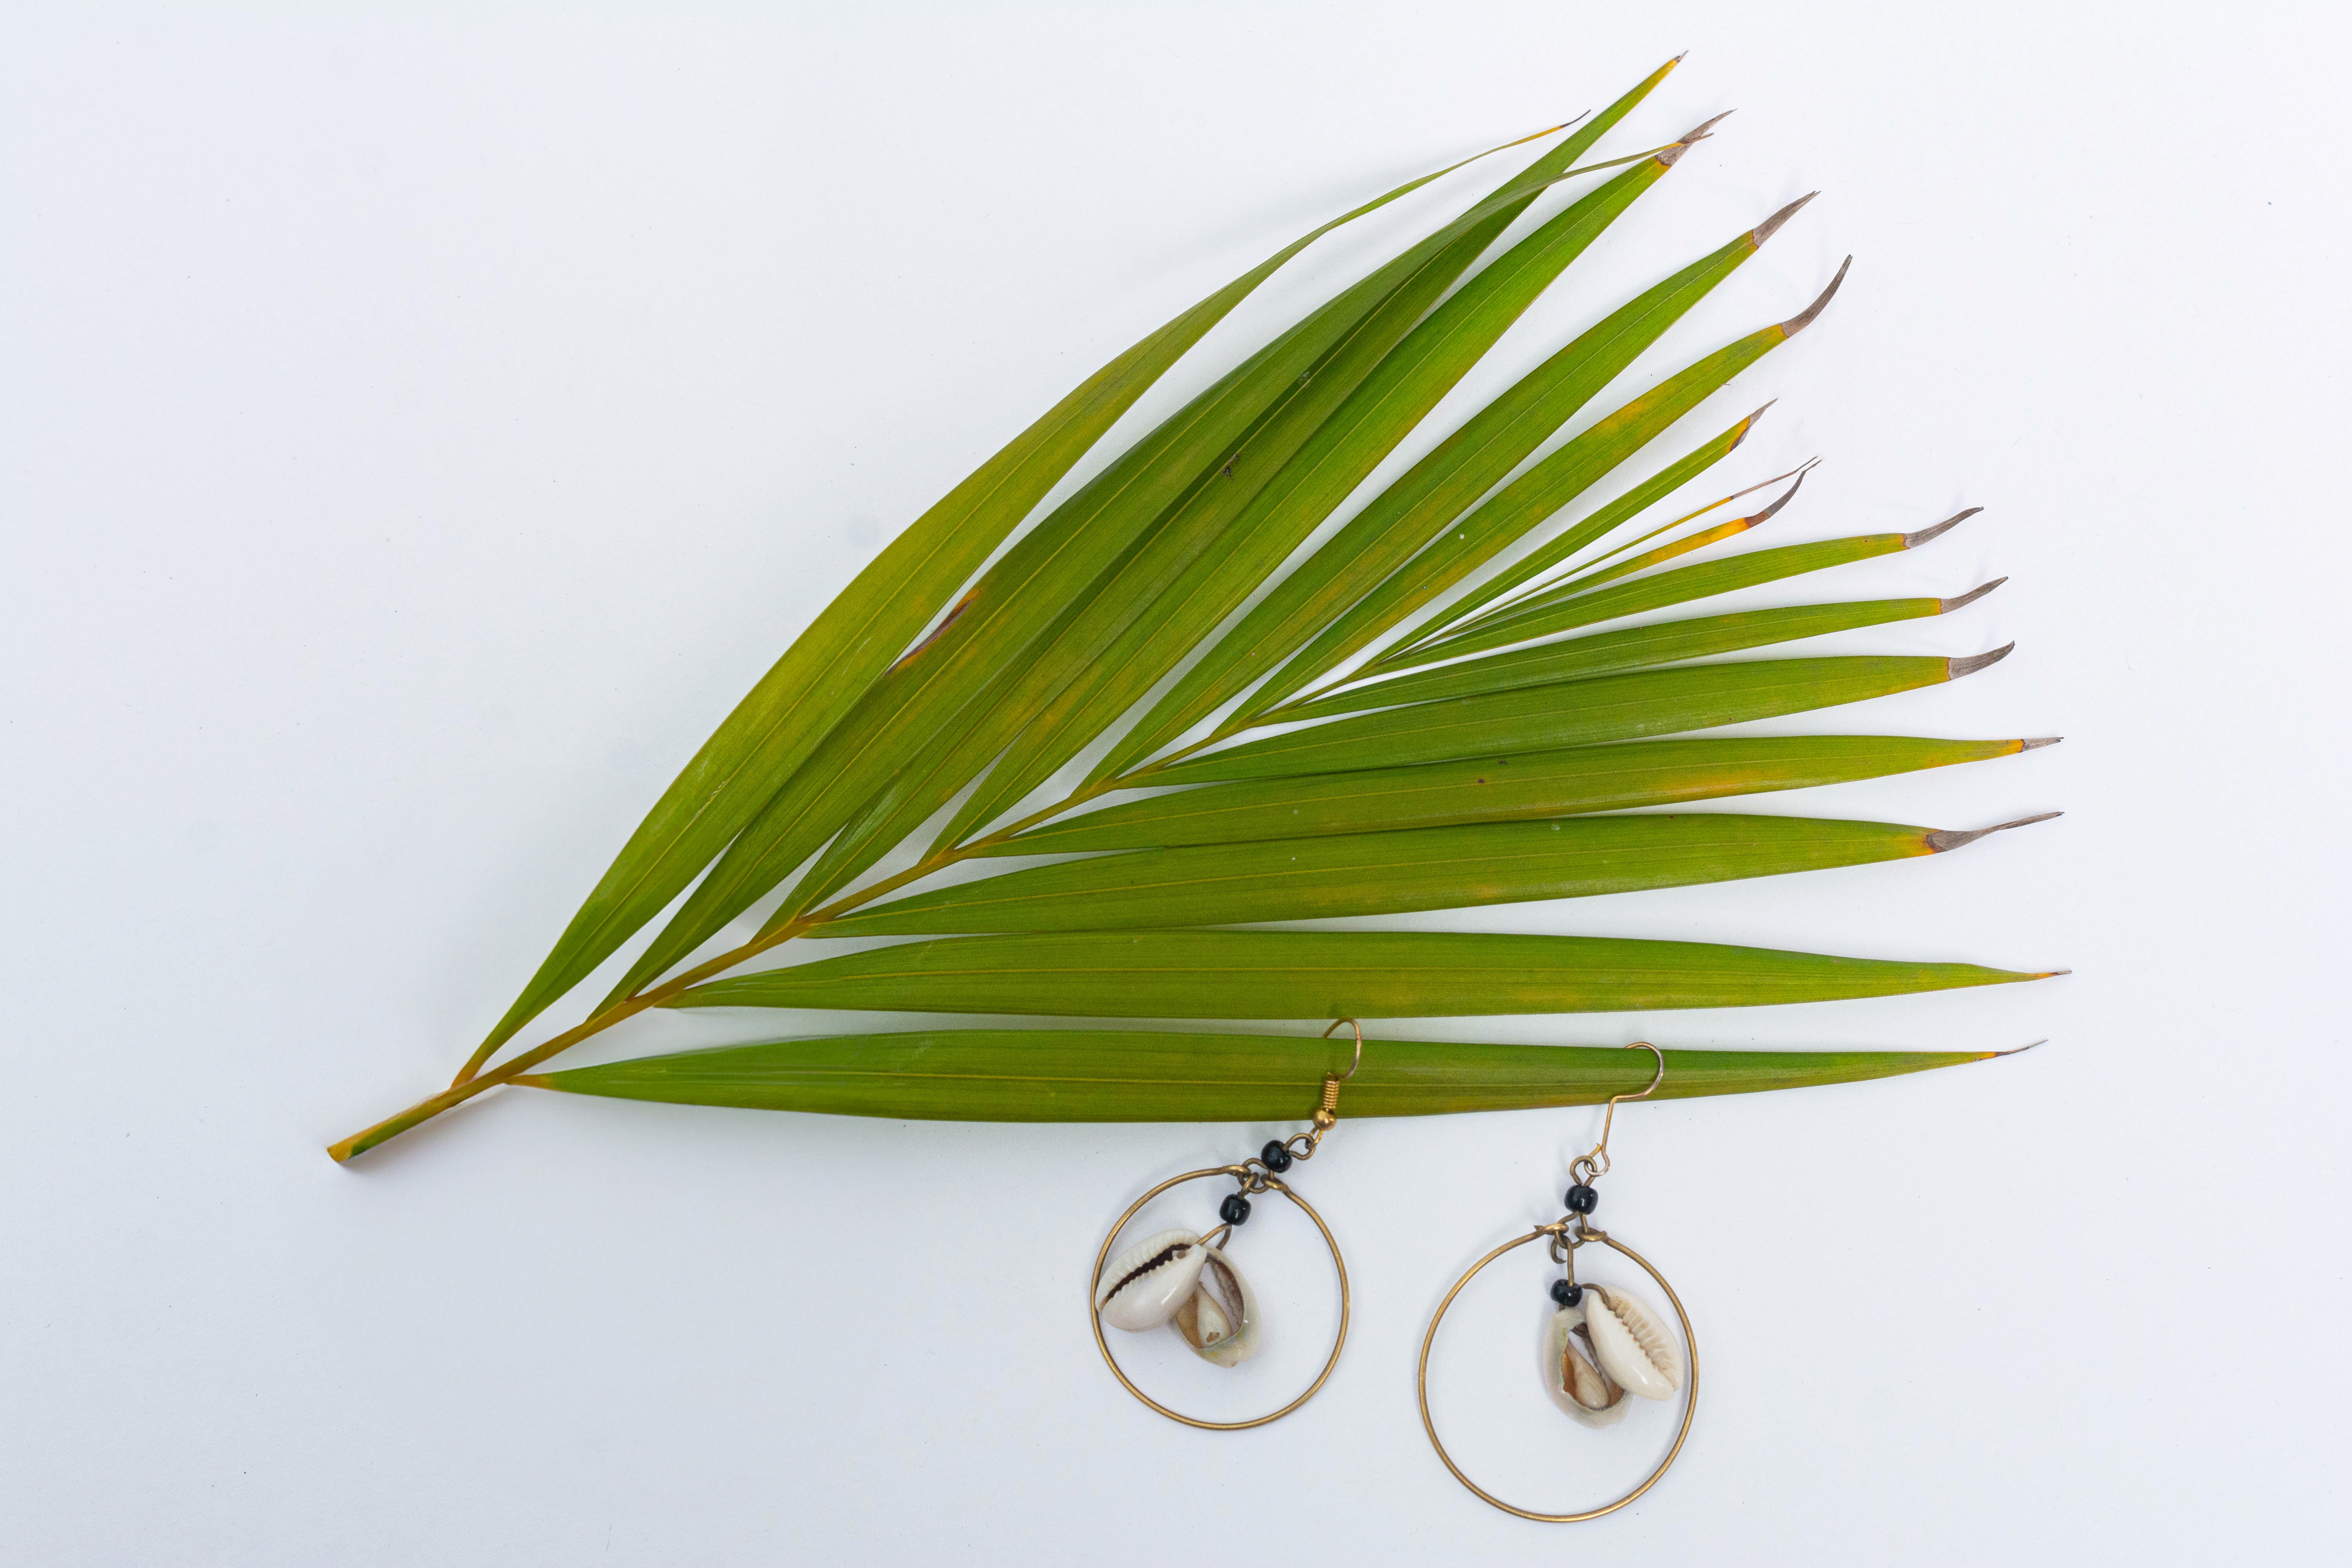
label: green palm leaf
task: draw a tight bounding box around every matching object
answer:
[1102,195,1816,777]
[1429,415,1787,630]
[1276,586,2005,723]
[822,812,2057,936]
[1428,462,1813,633]
[922,82,1698,854]
[1403,508,1977,667]
[602,125,1691,1004]
[330,63,2062,1163]
[1154,651,2015,784]
[989,737,2047,853]
[459,123,1579,1071]
[767,115,1690,910]
[1232,256,1850,721]
[666,930,2052,1018]
[519,1032,2020,1122]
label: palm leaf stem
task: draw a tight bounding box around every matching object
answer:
[327,755,1185,1159]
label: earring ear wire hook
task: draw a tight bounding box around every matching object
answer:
[1321,1017,1365,1081]
[1294,1018,1364,1145]
[1579,1041,1666,1180]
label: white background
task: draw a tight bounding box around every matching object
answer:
[5,3,2347,1563]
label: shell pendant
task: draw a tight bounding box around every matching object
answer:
[1548,1284,1681,1426]
[1174,1247,1260,1367]
[1094,1227,1262,1367]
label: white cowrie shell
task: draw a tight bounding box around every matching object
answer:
[1095,1228,1207,1331]
[1173,1247,1259,1368]
[1544,1302,1631,1428]
[1583,1284,1680,1401]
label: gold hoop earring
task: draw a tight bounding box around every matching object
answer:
[1417,1042,1698,1520]
[1088,1020,1361,1430]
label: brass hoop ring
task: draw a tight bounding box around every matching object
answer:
[1417,1229,1697,1521]
[1089,1166,1349,1430]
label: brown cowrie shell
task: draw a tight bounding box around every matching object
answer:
[1172,1247,1260,1368]
[1545,1299,1632,1428]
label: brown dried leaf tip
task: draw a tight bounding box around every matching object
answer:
[1780,256,1852,336]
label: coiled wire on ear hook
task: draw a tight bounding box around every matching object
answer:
[1314,1017,1364,1128]
[1217,1018,1368,1206]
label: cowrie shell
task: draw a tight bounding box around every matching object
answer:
[1583,1284,1680,1401]
[1173,1247,1259,1367]
[1544,1300,1631,1428]
[1095,1228,1206,1331]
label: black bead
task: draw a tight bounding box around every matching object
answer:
[1259,1140,1294,1172]
[1565,1183,1599,1214]
[1550,1279,1584,1308]
[1220,1193,1252,1226]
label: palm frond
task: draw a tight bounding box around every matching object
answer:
[330,61,2060,1163]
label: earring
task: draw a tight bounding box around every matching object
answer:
[1088,1020,1361,1430]
[1417,1042,1697,1521]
